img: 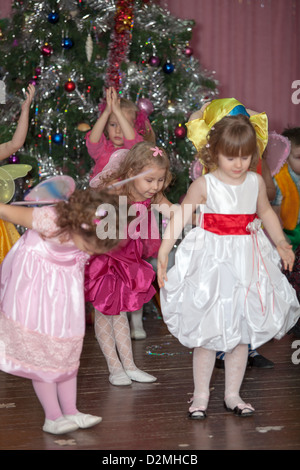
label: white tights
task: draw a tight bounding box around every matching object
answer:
[94,310,137,376]
[190,344,249,412]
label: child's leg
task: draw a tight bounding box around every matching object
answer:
[58,376,102,428]
[94,309,131,385]
[32,379,78,434]
[129,308,146,340]
[113,311,156,383]
[224,343,254,416]
[32,380,63,421]
[189,347,215,419]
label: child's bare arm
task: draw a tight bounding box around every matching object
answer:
[0,202,34,229]
[0,84,35,160]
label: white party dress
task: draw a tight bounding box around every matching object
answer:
[160,172,300,352]
[0,206,89,383]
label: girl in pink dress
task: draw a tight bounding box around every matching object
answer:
[86,87,155,179]
[0,188,125,434]
[85,141,173,386]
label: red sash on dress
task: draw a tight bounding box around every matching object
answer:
[204,213,257,235]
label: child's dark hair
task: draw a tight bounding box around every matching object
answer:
[104,141,173,203]
[282,127,300,147]
[199,114,260,172]
[54,188,126,252]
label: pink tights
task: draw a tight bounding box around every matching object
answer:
[32,376,78,421]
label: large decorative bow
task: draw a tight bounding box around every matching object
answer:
[185,98,268,157]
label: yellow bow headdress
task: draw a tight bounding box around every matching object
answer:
[185,98,268,157]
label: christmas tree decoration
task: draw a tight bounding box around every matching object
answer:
[52,132,64,145]
[138,97,154,116]
[163,61,175,74]
[8,154,20,164]
[85,33,93,62]
[184,45,193,57]
[64,79,76,93]
[148,55,160,67]
[0,0,218,202]
[48,11,59,24]
[174,124,186,139]
[62,37,74,49]
[41,43,53,57]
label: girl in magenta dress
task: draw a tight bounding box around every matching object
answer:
[85,141,173,386]
[0,188,125,435]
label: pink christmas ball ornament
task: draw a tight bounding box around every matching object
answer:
[138,98,154,116]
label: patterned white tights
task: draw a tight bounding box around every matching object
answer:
[94,310,136,376]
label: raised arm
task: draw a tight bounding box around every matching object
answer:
[88,88,112,143]
[111,88,135,141]
[0,203,34,229]
[0,84,35,160]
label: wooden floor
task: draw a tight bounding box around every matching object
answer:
[0,301,300,452]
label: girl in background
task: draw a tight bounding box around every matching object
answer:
[86,87,155,180]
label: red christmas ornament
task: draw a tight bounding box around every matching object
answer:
[41,43,53,57]
[175,124,187,139]
[64,79,76,92]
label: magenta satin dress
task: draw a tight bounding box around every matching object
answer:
[0,206,89,383]
[84,199,159,315]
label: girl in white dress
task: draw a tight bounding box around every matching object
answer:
[157,115,300,419]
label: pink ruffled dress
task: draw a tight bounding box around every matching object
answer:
[84,199,159,315]
[0,206,89,383]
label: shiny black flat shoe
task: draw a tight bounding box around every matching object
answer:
[248,354,274,368]
[224,401,255,417]
[188,409,207,420]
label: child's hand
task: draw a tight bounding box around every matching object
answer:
[276,239,295,272]
[22,84,35,111]
[110,87,121,114]
[105,88,113,114]
[157,251,169,288]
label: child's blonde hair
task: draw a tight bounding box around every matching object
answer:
[103,97,155,143]
[199,114,260,172]
[105,141,172,203]
[54,188,127,252]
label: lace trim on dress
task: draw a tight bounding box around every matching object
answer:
[0,312,83,373]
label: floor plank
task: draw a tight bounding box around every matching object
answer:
[0,302,300,451]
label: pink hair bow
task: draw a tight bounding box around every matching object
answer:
[151,146,163,157]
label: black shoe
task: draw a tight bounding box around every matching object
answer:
[248,354,274,368]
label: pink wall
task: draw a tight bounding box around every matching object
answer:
[0,0,11,18]
[1,0,299,132]
[164,0,300,132]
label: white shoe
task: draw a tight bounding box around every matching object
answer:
[131,327,147,340]
[125,368,157,383]
[109,371,132,386]
[43,417,79,435]
[64,412,102,428]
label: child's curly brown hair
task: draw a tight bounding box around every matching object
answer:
[54,188,128,252]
